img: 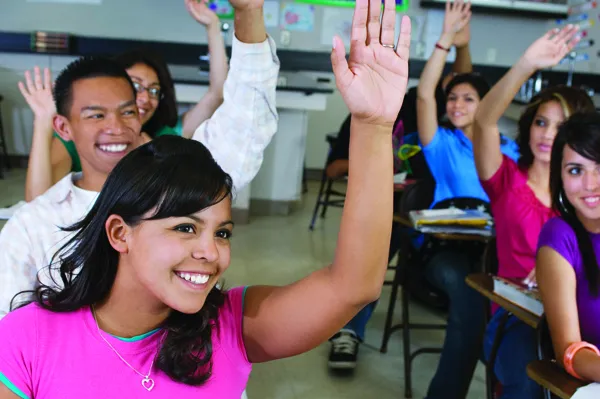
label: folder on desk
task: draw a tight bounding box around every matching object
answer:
[493,276,544,317]
[410,208,492,228]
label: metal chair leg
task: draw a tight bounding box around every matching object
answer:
[320,179,334,218]
[309,170,329,230]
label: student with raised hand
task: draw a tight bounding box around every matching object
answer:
[536,112,600,384]
[0,0,279,319]
[474,25,591,398]
[0,1,411,397]
[414,1,519,397]
[21,0,228,202]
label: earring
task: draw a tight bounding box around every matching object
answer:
[559,190,568,212]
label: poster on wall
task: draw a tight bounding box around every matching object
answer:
[209,0,235,19]
[296,0,408,12]
[280,3,315,31]
[264,1,280,27]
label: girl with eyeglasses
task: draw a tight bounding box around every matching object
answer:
[20,0,228,202]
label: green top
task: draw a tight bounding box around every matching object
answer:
[54,117,183,173]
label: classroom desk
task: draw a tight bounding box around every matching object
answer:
[527,360,586,399]
[465,273,540,328]
[384,214,491,398]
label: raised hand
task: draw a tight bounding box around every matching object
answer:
[521,25,580,71]
[17,66,56,121]
[453,19,470,48]
[331,0,411,126]
[443,0,471,37]
[185,0,219,28]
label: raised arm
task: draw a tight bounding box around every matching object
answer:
[473,25,579,180]
[20,67,71,202]
[537,246,600,382]
[452,20,472,74]
[190,0,276,193]
[181,0,229,138]
[417,0,470,146]
[242,0,410,363]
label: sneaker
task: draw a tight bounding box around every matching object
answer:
[328,329,359,369]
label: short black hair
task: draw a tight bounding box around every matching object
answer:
[445,73,491,100]
[53,56,136,118]
[113,49,178,137]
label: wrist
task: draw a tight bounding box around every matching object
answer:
[456,43,469,51]
[515,57,537,75]
[350,117,393,134]
[437,33,454,49]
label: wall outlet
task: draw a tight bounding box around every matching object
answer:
[486,48,497,63]
[280,30,291,47]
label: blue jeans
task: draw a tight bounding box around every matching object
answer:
[424,249,486,399]
[483,308,542,399]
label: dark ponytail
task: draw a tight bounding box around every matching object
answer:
[549,112,600,296]
[12,136,233,384]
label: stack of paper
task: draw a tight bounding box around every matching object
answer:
[409,208,493,236]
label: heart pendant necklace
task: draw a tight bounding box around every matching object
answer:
[92,306,158,392]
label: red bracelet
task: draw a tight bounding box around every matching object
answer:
[564,341,600,380]
[435,43,450,52]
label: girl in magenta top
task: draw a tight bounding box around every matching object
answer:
[0,3,413,397]
[472,25,594,399]
[537,112,600,382]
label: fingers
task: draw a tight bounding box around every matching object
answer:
[331,36,353,91]
[34,66,43,91]
[367,0,382,45]
[395,15,412,61]
[44,68,52,91]
[380,0,397,47]
[17,81,31,101]
[554,24,579,47]
[25,70,37,96]
[351,0,368,45]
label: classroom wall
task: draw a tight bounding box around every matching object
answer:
[0,0,592,169]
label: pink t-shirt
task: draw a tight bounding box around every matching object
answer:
[481,156,557,280]
[0,287,250,399]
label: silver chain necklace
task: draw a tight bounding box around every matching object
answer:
[92,306,158,392]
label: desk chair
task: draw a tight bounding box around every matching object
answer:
[0,95,10,178]
[308,134,346,230]
[380,179,448,399]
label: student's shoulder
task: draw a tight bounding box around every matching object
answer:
[10,174,74,222]
[1,303,81,334]
[0,303,39,331]
[538,217,577,254]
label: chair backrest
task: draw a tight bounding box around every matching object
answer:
[399,179,435,218]
[432,197,491,214]
[537,315,556,361]
[482,237,499,275]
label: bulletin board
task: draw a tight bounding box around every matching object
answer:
[294,0,409,12]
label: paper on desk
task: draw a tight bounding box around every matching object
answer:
[573,382,600,399]
[0,201,26,220]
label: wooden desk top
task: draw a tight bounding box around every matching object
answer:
[393,214,491,242]
[527,360,585,399]
[466,273,541,329]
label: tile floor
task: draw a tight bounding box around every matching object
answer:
[0,169,487,399]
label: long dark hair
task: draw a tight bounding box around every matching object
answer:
[14,135,233,385]
[549,112,600,296]
[518,86,594,169]
[114,49,179,137]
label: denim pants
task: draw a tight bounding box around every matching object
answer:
[483,308,542,399]
[424,249,486,399]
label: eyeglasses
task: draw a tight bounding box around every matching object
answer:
[133,82,162,99]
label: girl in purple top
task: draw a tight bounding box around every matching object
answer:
[537,112,600,382]
[0,0,414,397]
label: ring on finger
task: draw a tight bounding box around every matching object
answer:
[382,43,395,49]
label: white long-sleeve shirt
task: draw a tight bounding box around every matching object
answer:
[0,35,280,318]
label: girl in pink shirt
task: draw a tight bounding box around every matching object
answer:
[472,27,594,398]
[0,1,413,397]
